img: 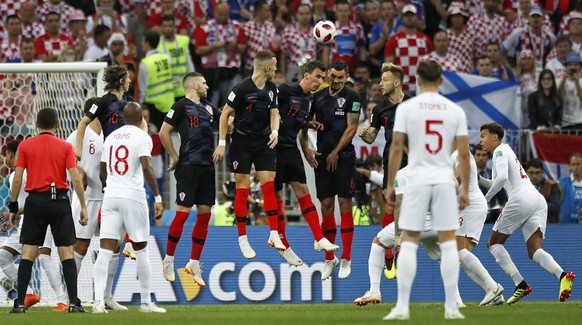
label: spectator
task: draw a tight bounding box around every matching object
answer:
[384,4,432,91]
[1,15,21,62]
[273,70,286,86]
[421,0,448,41]
[475,55,494,77]
[272,0,293,31]
[193,1,245,108]
[545,35,572,79]
[515,50,538,127]
[18,1,45,39]
[528,69,562,130]
[557,52,582,130]
[67,10,91,60]
[511,0,555,32]
[369,0,402,71]
[546,11,582,61]
[86,0,128,36]
[558,153,582,223]
[149,0,189,35]
[421,30,470,73]
[466,0,510,59]
[35,12,73,62]
[474,143,507,223]
[361,0,382,47]
[35,0,75,34]
[118,0,147,58]
[83,24,111,61]
[328,0,367,72]
[311,0,336,24]
[100,33,139,100]
[525,158,562,224]
[6,38,37,63]
[486,42,517,80]
[241,0,278,76]
[367,78,383,103]
[280,4,316,82]
[446,2,476,73]
[358,101,377,130]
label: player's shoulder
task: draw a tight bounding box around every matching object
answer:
[312,86,329,99]
[341,86,360,99]
[493,144,511,159]
[278,82,298,93]
[265,80,278,91]
[66,130,77,143]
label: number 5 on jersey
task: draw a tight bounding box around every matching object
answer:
[425,120,443,155]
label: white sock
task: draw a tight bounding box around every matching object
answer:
[189,259,199,267]
[73,251,85,275]
[0,249,18,282]
[461,260,487,290]
[439,240,460,312]
[38,253,68,303]
[164,255,174,262]
[94,249,114,303]
[489,244,523,286]
[270,230,279,238]
[459,248,497,290]
[368,243,385,294]
[135,247,152,304]
[104,253,119,300]
[395,241,418,313]
[532,249,563,279]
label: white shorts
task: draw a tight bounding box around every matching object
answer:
[73,199,102,239]
[399,184,459,232]
[100,197,150,243]
[492,190,547,241]
[457,197,488,244]
[1,219,55,253]
[376,223,440,260]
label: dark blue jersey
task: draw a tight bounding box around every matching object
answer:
[85,93,128,139]
[276,82,312,148]
[369,92,413,161]
[165,98,219,166]
[227,77,278,138]
[309,86,361,157]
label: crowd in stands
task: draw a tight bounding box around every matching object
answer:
[0,0,581,225]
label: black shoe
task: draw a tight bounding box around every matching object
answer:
[10,306,25,313]
[68,305,88,313]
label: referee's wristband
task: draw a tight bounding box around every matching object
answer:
[8,201,18,214]
[218,139,226,147]
[154,195,162,203]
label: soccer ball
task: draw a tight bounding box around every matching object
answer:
[313,20,337,44]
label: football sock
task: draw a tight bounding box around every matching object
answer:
[38,253,67,303]
[382,212,394,226]
[73,251,84,274]
[135,247,152,304]
[369,243,385,294]
[532,248,564,279]
[93,249,113,303]
[489,244,524,286]
[104,253,119,300]
[234,188,250,236]
[340,212,354,260]
[439,240,460,312]
[61,259,78,306]
[382,213,395,264]
[276,200,290,247]
[395,241,418,313]
[0,249,18,281]
[17,259,34,307]
[261,181,279,231]
[191,212,211,260]
[460,259,487,290]
[321,214,336,260]
[297,194,324,241]
[459,248,497,290]
[166,211,189,256]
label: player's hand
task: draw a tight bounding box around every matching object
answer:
[267,130,278,149]
[75,145,82,161]
[394,235,401,252]
[458,192,470,211]
[358,127,370,138]
[303,148,320,168]
[385,187,396,209]
[326,151,339,172]
[167,156,179,171]
[0,222,9,234]
[8,212,20,229]
[79,207,88,226]
[306,120,324,130]
[0,211,9,223]
[154,202,164,220]
[213,146,225,164]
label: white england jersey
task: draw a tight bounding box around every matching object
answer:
[393,92,468,187]
[486,143,535,201]
[451,150,482,202]
[101,125,152,202]
[67,128,104,200]
[9,170,27,207]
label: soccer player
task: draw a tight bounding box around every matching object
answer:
[384,60,470,320]
[300,60,361,280]
[160,72,219,286]
[213,50,285,259]
[358,62,411,279]
[67,98,127,311]
[451,149,504,306]
[8,108,88,313]
[478,122,575,304]
[93,103,165,313]
[274,60,339,266]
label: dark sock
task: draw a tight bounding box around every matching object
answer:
[62,259,78,305]
[17,259,34,307]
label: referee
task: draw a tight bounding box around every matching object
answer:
[8,108,88,313]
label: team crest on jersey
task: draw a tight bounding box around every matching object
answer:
[179,192,186,201]
[337,97,346,108]
[232,161,239,170]
[268,91,274,102]
[205,105,214,123]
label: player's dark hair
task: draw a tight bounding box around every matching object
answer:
[83,97,99,115]
[123,102,143,126]
[381,62,404,83]
[183,72,205,86]
[46,11,60,20]
[417,60,442,83]
[36,107,59,129]
[329,60,349,72]
[254,50,276,67]
[6,140,21,154]
[144,30,161,48]
[94,24,111,38]
[365,153,383,167]
[525,158,544,171]
[472,143,490,157]
[103,65,128,92]
[161,14,175,24]
[486,41,501,49]
[480,122,505,141]
[476,55,491,65]
[303,60,326,74]
[5,14,19,25]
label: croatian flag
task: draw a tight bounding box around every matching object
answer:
[527,132,581,180]
[439,72,521,147]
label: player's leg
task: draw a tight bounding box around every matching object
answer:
[336,153,356,279]
[102,240,126,311]
[382,162,395,275]
[274,148,291,249]
[233,172,255,258]
[1,231,37,298]
[39,228,68,310]
[73,197,101,273]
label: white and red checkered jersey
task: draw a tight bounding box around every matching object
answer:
[545,57,566,80]
[68,33,94,55]
[501,27,555,64]
[193,18,244,69]
[384,31,433,92]
[546,40,582,62]
[35,33,73,58]
[21,21,45,39]
[86,14,128,34]
[467,13,510,58]
[241,19,277,72]
[465,0,484,16]
[0,37,20,62]
[332,21,366,72]
[35,2,76,34]
[148,0,163,17]
[119,0,147,18]
[281,23,317,67]
[447,28,476,71]
[509,13,555,34]
[420,52,471,73]
[0,0,21,31]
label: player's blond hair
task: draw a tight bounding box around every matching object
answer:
[381,63,404,83]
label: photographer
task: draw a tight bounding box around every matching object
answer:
[557,53,582,130]
[355,154,384,225]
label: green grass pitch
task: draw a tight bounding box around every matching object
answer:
[1,302,581,324]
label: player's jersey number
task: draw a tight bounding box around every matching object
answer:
[109,145,129,176]
[425,120,443,155]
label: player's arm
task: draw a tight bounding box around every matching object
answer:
[393,193,403,243]
[484,151,508,202]
[299,126,320,168]
[7,167,24,227]
[99,161,108,190]
[386,131,405,208]
[69,166,88,226]
[359,126,379,144]
[213,104,235,163]
[327,112,359,172]
[74,116,93,160]
[159,122,179,171]
[141,156,164,220]
[267,108,280,149]
[456,135,470,209]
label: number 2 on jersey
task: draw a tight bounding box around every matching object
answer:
[109,145,129,175]
[425,120,443,155]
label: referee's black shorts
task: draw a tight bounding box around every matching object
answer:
[228,131,276,174]
[174,164,216,207]
[274,146,307,191]
[314,151,356,199]
[21,191,76,246]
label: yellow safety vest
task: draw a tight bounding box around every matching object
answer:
[157,34,190,98]
[141,51,174,113]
